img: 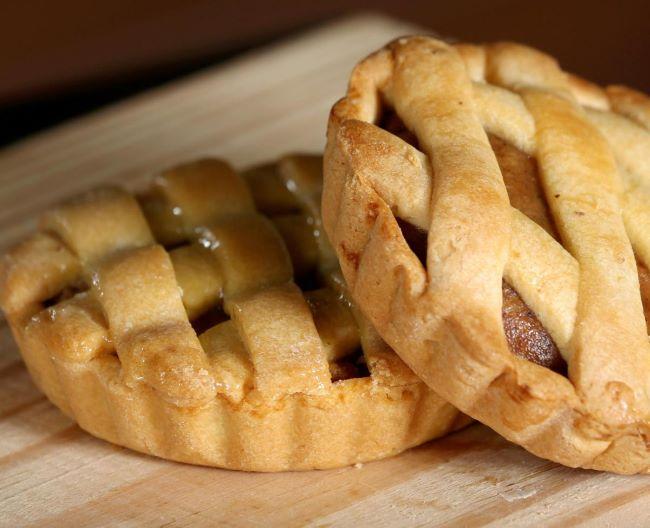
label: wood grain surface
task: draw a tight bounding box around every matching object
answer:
[0,14,648,527]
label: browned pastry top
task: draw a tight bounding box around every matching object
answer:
[0,155,463,471]
[384,114,570,372]
[323,36,650,473]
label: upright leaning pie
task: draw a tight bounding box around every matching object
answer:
[323,37,650,473]
[0,154,464,471]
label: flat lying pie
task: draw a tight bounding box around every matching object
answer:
[0,154,465,471]
[323,37,650,474]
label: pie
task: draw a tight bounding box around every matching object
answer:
[323,37,650,474]
[0,154,465,471]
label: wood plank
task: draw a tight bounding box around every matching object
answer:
[0,14,648,527]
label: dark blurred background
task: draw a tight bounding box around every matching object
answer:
[1,0,648,147]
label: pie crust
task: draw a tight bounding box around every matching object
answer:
[0,155,465,471]
[323,37,650,473]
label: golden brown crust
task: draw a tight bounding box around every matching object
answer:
[395,217,565,371]
[0,155,465,471]
[323,36,650,473]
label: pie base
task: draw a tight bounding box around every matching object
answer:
[14,319,463,470]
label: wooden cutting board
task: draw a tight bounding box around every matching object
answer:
[0,14,648,527]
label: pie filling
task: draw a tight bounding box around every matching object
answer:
[329,348,370,382]
[381,107,650,373]
[638,262,650,332]
[151,198,370,384]
[31,171,373,405]
[378,108,421,150]
[189,307,229,336]
[396,217,566,373]
[42,282,87,308]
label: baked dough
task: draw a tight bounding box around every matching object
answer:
[323,37,650,474]
[0,155,466,471]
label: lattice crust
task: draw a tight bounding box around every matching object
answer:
[323,37,650,474]
[0,154,465,471]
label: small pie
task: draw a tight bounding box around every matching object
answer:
[0,154,465,471]
[323,37,650,474]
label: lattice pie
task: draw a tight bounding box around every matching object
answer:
[323,37,650,474]
[0,155,466,471]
